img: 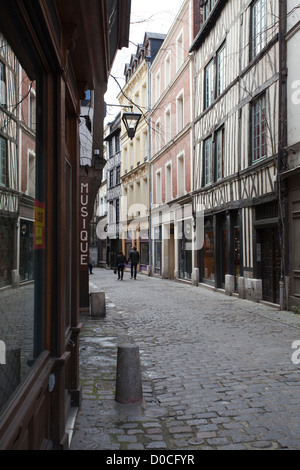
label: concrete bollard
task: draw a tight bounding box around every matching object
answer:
[115,343,143,404]
[90,291,106,317]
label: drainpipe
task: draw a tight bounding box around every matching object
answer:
[146,56,153,276]
[278,0,288,310]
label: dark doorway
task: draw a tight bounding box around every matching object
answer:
[259,227,280,304]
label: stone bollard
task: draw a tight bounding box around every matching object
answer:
[90,291,106,317]
[115,343,143,404]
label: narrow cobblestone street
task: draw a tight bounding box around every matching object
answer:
[70,268,300,451]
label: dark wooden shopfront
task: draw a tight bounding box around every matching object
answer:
[0,0,131,450]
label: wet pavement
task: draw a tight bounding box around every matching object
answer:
[70,267,300,451]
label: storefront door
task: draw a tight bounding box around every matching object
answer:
[260,227,280,304]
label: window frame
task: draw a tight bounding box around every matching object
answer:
[176,90,184,134]
[215,127,224,181]
[251,93,267,163]
[204,59,214,110]
[165,52,171,88]
[176,30,184,72]
[0,135,7,187]
[165,161,172,202]
[203,135,213,186]
[204,0,216,22]
[164,105,172,145]
[116,165,121,185]
[216,42,226,97]
[0,60,6,108]
[155,119,161,154]
[109,168,114,188]
[250,0,267,60]
[155,169,162,205]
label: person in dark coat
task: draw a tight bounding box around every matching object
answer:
[128,246,140,280]
[116,251,126,280]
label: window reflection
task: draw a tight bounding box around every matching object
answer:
[0,33,38,416]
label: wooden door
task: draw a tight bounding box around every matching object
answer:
[261,228,280,304]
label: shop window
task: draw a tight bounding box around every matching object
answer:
[233,212,240,292]
[19,220,34,282]
[140,241,149,266]
[154,225,162,274]
[202,218,215,284]
[0,42,43,418]
[178,219,192,280]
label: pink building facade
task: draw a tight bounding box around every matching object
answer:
[19,69,36,283]
[150,0,199,280]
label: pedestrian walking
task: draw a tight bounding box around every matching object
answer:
[89,256,93,274]
[128,246,139,280]
[116,251,126,280]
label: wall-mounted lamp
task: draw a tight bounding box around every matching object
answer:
[122,111,142,140]
[105,102,142,140]
[80,114,92,132]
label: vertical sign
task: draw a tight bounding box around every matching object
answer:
[80,177,89,270]
[34,200,45,249]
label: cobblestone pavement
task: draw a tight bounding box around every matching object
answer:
[70,268,300,451]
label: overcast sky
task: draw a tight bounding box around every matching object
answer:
[104,0,184,124]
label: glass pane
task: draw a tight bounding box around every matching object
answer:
[204,137,212,185]
[140,242,149,266]
[203,219,215,282]
[0,34,42,417]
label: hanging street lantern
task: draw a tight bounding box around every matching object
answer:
[122,110,142,139]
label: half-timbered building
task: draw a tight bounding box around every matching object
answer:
[104,112,123,269]
[190,0,281,304]
[285,1,300,309]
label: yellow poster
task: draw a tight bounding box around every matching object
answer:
[34,200,45,249]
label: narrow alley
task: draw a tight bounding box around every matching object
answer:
[70,268,300,451]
